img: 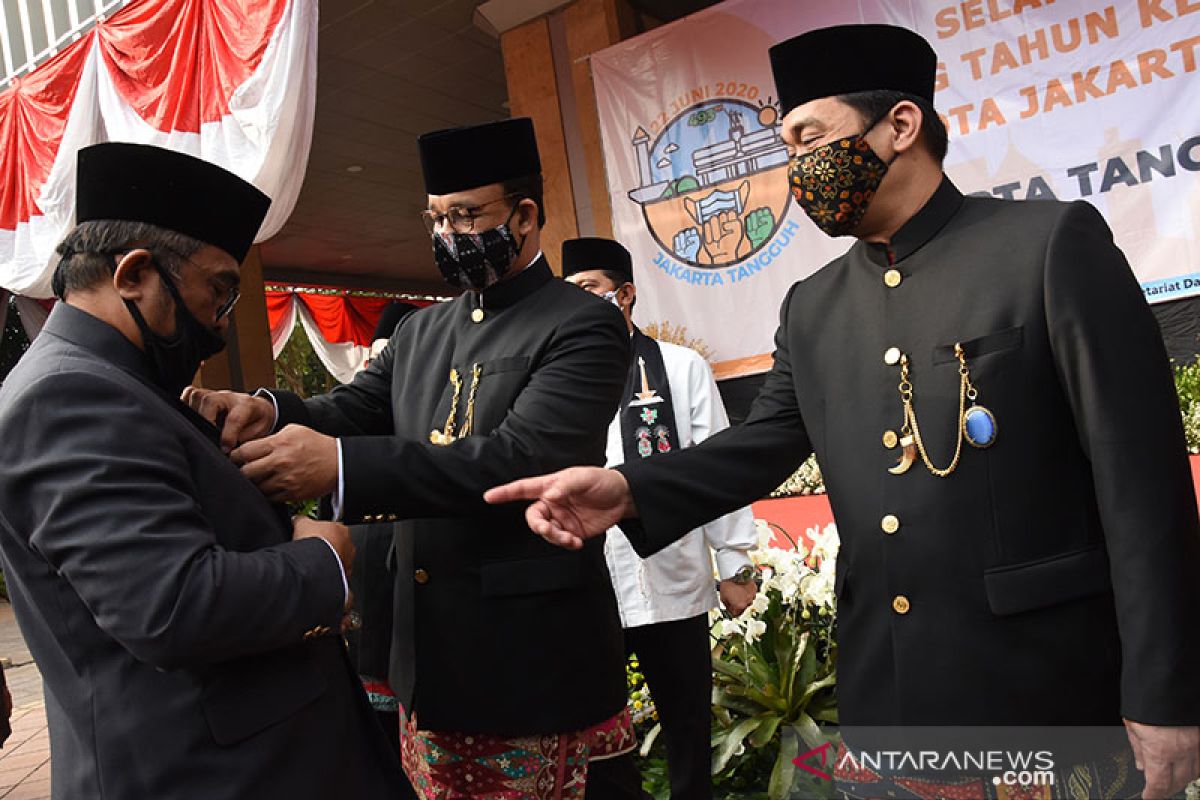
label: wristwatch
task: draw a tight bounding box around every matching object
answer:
[728,565,757,585]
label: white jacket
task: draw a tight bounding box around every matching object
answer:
[605,340,756,628]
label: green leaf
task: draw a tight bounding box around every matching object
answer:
[712,656,749,681]
[782,629,811,710]
[798,671,838,707]
[811,706,839,724]
[749,714,783,748]
[774,629,801,702]
[712,688,764,716]
[743,686,789,714]
[711,717,762,775]
[795,636,818,697]
[795,711,823,750]
[768,731,799,800]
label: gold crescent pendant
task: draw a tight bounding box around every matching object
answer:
[888,435,917,475]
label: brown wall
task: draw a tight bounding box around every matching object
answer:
[502,17,579,274]
[499,2,798,382]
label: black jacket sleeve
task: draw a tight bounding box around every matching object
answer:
[322,302,630,521]
[1044,200,1200,724]
[617,283,813,557]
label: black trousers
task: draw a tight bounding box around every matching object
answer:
[588,613,714,800]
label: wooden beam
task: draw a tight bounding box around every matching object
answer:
[563,0,622,239]
[502,16,578,273]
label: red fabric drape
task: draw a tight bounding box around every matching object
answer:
[0,0,290,230]
[264,290,294,323]
[298,294,394,347]
[266,290,435,346]
[97,0,288,132]
[0,41,91,229]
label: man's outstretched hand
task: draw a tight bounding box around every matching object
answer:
[484,467,637,549]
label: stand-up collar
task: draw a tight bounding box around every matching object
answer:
[41,302,223,445]
[43,302,154,382]
[475,254,553,310]
[862,175,964,267]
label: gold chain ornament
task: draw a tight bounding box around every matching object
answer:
[888,344,996,478]
[429,363,482,445]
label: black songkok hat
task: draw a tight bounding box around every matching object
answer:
[75,142,270,263]
[769,24,937,116]
[561,237,633,283]
[418,118,541,195]
[371,301,419,342]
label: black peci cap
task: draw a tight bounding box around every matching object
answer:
[561,237,633,283]
[769,24,938,117]
[75,142,270,263]
[418,118,541,195]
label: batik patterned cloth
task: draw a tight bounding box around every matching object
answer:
[400,707,636,800]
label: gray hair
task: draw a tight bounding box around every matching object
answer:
[51,220,205,300]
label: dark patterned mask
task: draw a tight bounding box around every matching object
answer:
[788,134,891,237]
[431,205,523,292]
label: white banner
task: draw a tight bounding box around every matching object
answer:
[591,0,1200,367]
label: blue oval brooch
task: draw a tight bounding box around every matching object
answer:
[963,404,997,448]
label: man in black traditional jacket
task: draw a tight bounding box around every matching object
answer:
[0,143,405,799]
[187,118,640,798]
[488,25,1200,798]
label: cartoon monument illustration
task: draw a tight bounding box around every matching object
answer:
[627,102,791,267]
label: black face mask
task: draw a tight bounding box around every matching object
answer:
[430,204,524,292]
[124,264,226,397]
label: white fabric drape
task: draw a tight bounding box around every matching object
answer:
[269,293,298,358]
[294,302,369,385]
[0,0,318,298]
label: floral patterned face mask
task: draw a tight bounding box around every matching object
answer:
[788,132,892,238]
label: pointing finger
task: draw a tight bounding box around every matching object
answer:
[484,476,553,505]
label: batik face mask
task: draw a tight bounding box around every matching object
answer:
[788,133,892,238]
[431,205,523,292]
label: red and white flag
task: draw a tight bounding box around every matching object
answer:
[0,0,317,298]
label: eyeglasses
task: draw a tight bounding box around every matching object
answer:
[110,248,241,322]
[421,193,522,235]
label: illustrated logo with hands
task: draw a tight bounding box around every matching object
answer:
[626,97,792,270]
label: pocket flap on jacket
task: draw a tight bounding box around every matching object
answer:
[481,554,600,597]
[983,546,1111,616]
[482,356,532,375]
[202,646,327,746]
[933,326,1024,365]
